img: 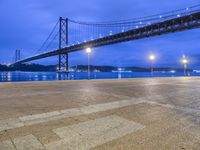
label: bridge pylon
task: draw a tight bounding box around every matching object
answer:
[58,17,69,72]
[15,50,21,62]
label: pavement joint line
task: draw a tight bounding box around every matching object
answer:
[9,135,17,150]
[0,140,16,150]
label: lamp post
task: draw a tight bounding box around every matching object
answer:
[149,54,155,74]
[86,47,92,80]
[182,57,188,76]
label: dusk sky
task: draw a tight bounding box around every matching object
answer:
[0,0,200,68]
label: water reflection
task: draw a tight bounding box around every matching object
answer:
[1,72,12,81]
[56,73,69,80]
[34,75,39,81]
[118,72,122,79]
[7,72,12,81]
[0,71,199,82]
[42,75,47,81]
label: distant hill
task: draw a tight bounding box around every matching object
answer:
[0,64,56,72]
[0,64,193,72]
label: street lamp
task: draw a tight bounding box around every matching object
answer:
[182,57,188,76]
[86,47,92,80]
[149,54,155,74]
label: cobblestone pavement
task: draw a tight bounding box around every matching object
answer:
[0,77,200,149]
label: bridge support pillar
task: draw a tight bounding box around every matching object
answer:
[15,50,21,62]
[58,17,69,72]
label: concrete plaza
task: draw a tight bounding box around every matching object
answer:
[0,77,200,149]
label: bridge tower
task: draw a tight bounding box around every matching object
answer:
[58,17,69,72]
[15,50,21,62]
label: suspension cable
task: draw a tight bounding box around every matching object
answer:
[68,4,200,26]
[35,20,59,54]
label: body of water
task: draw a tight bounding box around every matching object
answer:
[0,71,199,82]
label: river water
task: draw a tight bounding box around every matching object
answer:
[0,71,199,82]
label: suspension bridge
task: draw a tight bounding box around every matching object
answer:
[13,4,200,72]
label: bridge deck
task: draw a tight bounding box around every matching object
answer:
[0,77,200,149]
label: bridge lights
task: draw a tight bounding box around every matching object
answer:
[181,56,188,76]
[86,48,92,80]
[149,54,155,74]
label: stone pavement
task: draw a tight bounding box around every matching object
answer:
[0,77,200,149]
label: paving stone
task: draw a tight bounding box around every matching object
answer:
[0,140,15,150]
[0,118,24,132]
[46,115,144,150]
[13,134,45,150]
[0,98,145,130]
[19,111,61,122]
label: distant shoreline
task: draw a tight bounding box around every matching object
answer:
[0,64,193,73]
